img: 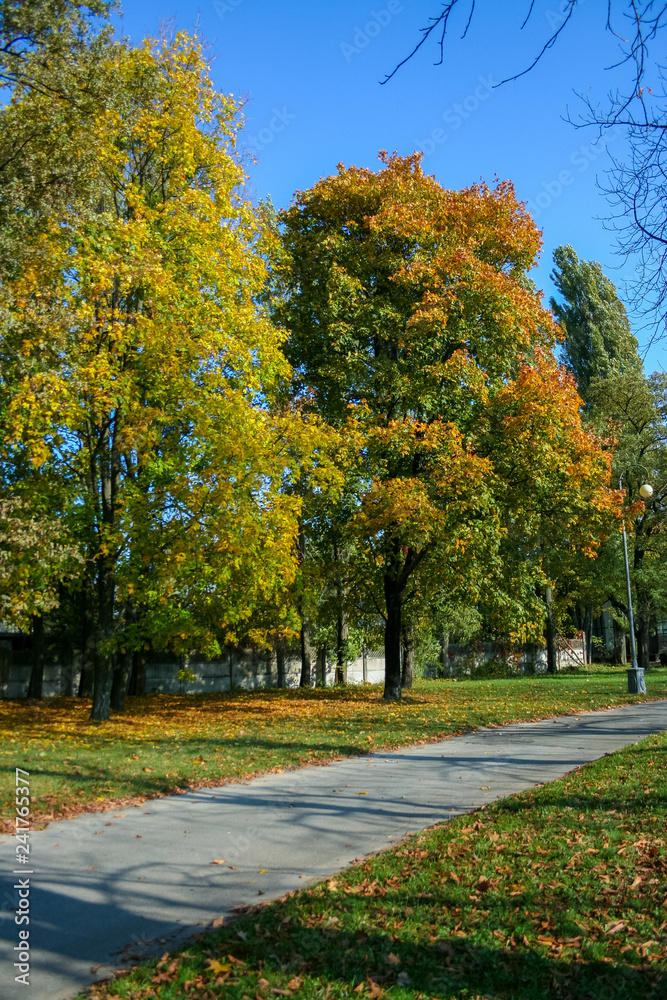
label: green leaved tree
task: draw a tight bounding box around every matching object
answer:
[551,245,643,404]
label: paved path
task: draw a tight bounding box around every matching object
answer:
[1,700,666,1000]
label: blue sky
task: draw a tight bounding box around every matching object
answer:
[115,0,664,371]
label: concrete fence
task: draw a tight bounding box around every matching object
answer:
[429,638,586,677]
[0,636,585,699]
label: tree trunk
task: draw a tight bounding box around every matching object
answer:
[613,619,626,665]
[276,643,285,689]
[335,612,348,684]
[544,585,557,674]
[90,557,115,722]
[91,652,113,721]
[299,619,312,688]
[383,570,403,701]
[64,642,77,697]
[89,407,122,722]
[27,614,45,700]
[78,634,95,697]
[128,650,147,696]
[583,605,593,664]
[333,538,348,684]
[317,646,327,686]
[110,645,133,712]
[75,578,95,696]
[439,630,449,677]
[636,610,651,671]
[401,626,414,689]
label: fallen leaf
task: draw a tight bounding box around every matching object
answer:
[606,920,626,935]
[207,959,231,976]
[385,952,400,966]
[356,791,368,796]
[286,977,303,990]
[212,859,227,865]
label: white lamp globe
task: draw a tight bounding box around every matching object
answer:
[639,483,654,499]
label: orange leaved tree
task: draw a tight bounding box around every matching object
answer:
[275,153,620,699]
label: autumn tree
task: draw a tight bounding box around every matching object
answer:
[1,34,321,720]
[0,0,112,90]
[481,356,622,673]
[275,153,619,699]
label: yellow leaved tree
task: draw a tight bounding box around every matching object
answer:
[1,34,328,719]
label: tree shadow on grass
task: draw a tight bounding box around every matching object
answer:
[201,889,665,1000]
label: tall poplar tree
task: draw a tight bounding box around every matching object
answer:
[550,245,643,404]
[550,246,667,669]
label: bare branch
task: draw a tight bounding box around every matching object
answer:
[381,0,470,85]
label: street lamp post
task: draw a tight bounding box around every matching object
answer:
[619,470,653,695]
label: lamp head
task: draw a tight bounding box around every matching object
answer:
[639,483,654,500]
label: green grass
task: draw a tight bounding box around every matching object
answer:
[80,727,667,1000]
[2,665,666,830]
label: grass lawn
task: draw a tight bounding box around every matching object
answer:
[1,665,666,832]
[79,726,667,1000]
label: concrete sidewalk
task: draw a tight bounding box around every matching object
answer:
[1,700,666,1000]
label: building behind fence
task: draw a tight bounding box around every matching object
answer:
[0,635,586,699]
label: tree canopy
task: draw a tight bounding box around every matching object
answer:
[0,32,330,717]
[275,153,620,699]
